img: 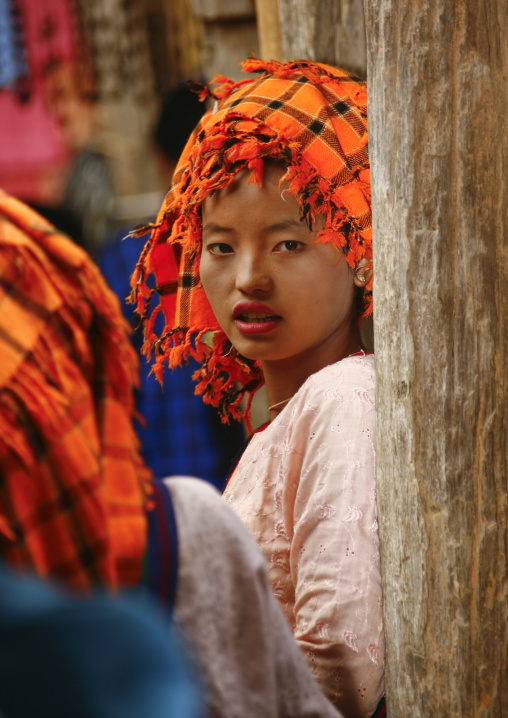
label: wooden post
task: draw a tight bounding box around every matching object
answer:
[254,0,283,60]
[366,0,508,715]
[277,0,366,76]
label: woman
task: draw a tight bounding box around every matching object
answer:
[134,58,384,718]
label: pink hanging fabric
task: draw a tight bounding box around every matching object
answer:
[0,0,79,202]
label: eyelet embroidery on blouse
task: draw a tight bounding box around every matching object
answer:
[223,356,384,715]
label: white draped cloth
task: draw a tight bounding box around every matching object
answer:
[223,355,385,718]
[166,476,342,718]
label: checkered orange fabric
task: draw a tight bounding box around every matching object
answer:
[133,58,372,428]
[0,192,151,591]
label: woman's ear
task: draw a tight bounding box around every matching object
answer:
[353,258,373,288]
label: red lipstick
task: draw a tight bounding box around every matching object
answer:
[233,302,282,335]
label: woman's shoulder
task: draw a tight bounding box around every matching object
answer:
[258,355,375,436]
[265,354,376,435]
[301,353,375,401]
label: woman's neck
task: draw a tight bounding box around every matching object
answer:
[262,332,364,419]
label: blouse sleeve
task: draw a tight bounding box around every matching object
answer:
[282,360,384,718]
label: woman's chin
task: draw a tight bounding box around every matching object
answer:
[225,340,271,363]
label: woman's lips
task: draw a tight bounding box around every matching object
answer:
[233,302,282,335]
[234,317,281,334]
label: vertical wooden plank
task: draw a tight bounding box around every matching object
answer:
[254,0,283,60]
[277,0,366,75]
[366,0,508,714]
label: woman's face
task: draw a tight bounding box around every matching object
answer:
[199,162,359,371]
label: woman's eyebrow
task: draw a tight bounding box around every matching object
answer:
[264,219,305,232]
[202,222,234,236]
[202,218,305,236]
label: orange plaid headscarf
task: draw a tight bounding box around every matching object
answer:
[0,192,151,591]
[134,58,372,428]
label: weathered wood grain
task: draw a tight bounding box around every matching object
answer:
[366,0,508,714]
[277,0,366,75]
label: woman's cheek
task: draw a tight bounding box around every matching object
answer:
[198,257,212,296]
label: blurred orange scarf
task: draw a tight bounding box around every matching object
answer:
[134,58,372,427]
[0,192,151,591]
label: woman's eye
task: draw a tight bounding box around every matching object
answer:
[208,242,234,255]
[274,240,303,253]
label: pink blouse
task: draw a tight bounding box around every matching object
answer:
[223,354,384,717]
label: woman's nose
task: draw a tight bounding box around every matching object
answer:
[235,253,273,294]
